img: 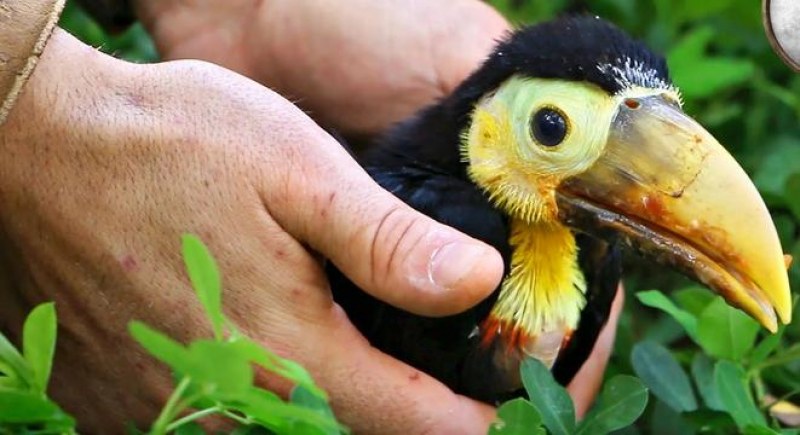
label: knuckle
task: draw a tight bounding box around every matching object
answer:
[367,205,419,288]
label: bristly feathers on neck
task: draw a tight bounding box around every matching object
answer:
[480,219,587,366]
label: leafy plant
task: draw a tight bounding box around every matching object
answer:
[0,235,345,434]
[490,358,648,434]
[129,235,344,434]
[0,303,77,434]
[634,289,800,433]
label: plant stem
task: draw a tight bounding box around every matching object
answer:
[751,344,800,373]
[164,406,221,432]
[150,376,192,435]
[221,409,252,426]
[752,375,766,406]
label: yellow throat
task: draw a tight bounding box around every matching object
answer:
[460,78,602,366]
[480,219,587,366]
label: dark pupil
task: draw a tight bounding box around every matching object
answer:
[532,108,567,147]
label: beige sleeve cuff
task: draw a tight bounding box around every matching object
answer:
[0,0,66,126]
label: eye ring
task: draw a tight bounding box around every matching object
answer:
[530,106,569,148]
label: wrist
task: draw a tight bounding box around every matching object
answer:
[0,0,66,126]
[1,28,130,154]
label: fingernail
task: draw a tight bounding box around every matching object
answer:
[428,242,489,290]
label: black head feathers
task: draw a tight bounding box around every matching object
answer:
[369,15,671,175]
[449,16,672,115]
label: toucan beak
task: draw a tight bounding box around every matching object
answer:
[556,95,791,332]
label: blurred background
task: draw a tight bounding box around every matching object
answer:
[59,0,800,433]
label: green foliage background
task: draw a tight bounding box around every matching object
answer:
[57,0,800,433]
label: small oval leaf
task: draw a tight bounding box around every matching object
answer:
[697,297,760,360]
[182,234,224,340]
[520,358,575,435]
[576,375,649,435]
[489,398,544,435]
[631,341,697,412]
[22,302,57,392]
[714,360,766,428]
[691,354,723,411]
[636,290,698,340]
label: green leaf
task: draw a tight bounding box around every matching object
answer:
[22,302,57,393]
[673,287,715,318]
[668,27,755,99]
[650,399,696,435]
[696,297,760,360]
[754,138,800,205]
[743,424,781,435]
[714,360,765,428]
[576,375,648,434]
[636,290,698,340]
[631,341,697,412]
[174,421,206,435]
[291,385,335,422]
[520,358,575,435]
[182,234,224,340]
[691,354,723,411]
[230,337,326,399]
[668,27,714,65]
[749,326,785,367]
[755,344,800,371]
[0,390,75,427]
[185,340,254,395]
[784,174,800,221]
[0,375,20,390]
[681,0,733,20]
[0,332,33,390]
[129,321,191,374]
[489,398,545,435]
[236,387,344,434]
[230,426,272,435]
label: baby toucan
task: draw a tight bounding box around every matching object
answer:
[328,16,792,403]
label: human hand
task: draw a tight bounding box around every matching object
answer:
[0,30,504,433]
[132,0,625,420]
[134,0,511,138]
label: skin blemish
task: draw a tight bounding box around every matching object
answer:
[320,192,336,218]
[409,371,421,381]
[124,92,147,109]
[120,255,138,272]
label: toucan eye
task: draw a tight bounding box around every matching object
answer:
[531,107,568,147]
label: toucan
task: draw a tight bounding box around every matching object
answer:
[328,16,792,403]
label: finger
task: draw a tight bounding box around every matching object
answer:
[566,285,625,418]
[259,114,504,317]
[305,305,496,434]
[248,0,510,136]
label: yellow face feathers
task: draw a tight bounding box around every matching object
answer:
[466,77,679,361]
[463,77,618,223]
[462,77,680,224]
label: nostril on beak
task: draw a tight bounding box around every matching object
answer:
[624,98,641,109]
